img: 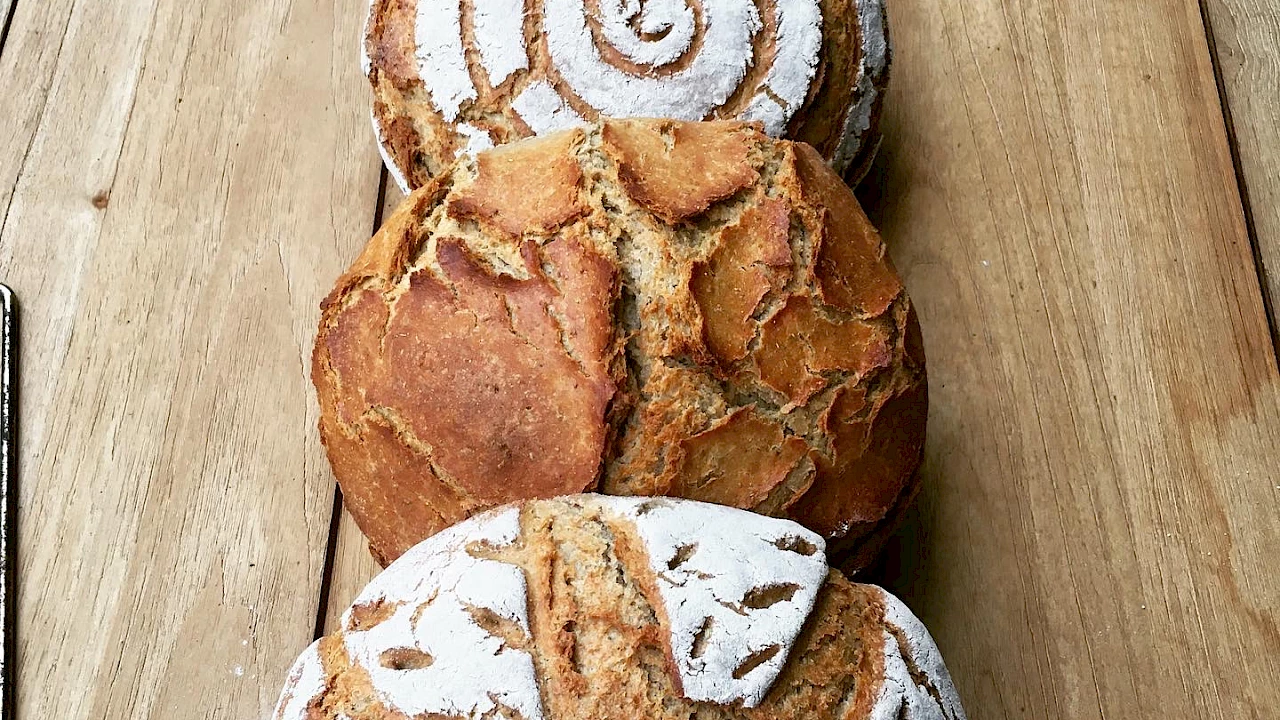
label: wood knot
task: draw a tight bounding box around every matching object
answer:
[91,191,110,209]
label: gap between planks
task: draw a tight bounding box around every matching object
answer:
[0,0,19,61]
[1197,0,1280,363]
[312,166,396,638]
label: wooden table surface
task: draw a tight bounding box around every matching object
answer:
[1,0,1277,717]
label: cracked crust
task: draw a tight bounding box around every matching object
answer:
[272,497,964,720]
[313,120,926,570]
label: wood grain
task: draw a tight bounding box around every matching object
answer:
[0,1,15,54]
[0,1,380,718]
[1200,0,1280,346]
[0,0,77,232]
[859,0,1280,717]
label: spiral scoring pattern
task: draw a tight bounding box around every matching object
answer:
[366,0,850,188]
[538,0,821,136]
[442,0,816,135]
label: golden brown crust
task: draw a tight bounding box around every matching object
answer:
[380,240,613,500]
[313,121,925,567]
[818,311,929,572]
[792,142,903,316]
[447,130,588,237]
[365,0,419,91]
[314,181,619,561]
[753,295,893,407]
[670,406,811,510]
[600,120,761,224]
[366,0,464,186]
[691,197,792,363]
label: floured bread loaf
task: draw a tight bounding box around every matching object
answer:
[312,119,926,570]
[362,0,890,191]
[272,496,966,720]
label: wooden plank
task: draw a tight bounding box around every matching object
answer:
[0,0,380,718]
[859,0,1280,717]
[0,0,77,222]
[1200,0,1280,347]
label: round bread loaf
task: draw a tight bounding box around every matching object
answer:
[362,0,890,191]
[312,119,926,570]
[272,495,965,720]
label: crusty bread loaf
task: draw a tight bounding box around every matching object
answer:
[272,496,965,720]
[363,0,890,191]
[312,119,926,570]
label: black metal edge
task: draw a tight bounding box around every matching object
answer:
[1,284,14,720]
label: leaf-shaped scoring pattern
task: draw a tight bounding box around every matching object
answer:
[338,508,542,720]
[602,496,829,707]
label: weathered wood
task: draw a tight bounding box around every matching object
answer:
[0,1,380,718]
[0,0,78,229]
[1201,0,1280,349]
[0,1,17,55]
[861,0,1280,717]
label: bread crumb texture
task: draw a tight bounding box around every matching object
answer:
[362,0,889,189]
[270,496,965,720]
[312,119,926,570]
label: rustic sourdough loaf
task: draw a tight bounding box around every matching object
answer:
[312,119,926,570]
[272,496,965,720]
[363,0,890,190]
